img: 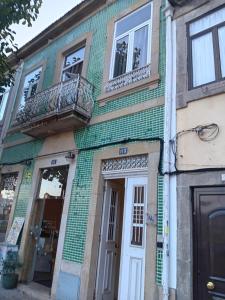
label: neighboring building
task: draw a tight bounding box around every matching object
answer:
[0,0,169,299]
[170,0,225,299]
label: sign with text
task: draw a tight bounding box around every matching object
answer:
[6,217,25,245]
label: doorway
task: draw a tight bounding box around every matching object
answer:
[193,187,225,300]
[96,176,147,300]
[31,165,69,288]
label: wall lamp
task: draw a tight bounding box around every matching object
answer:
[65,151,75,160]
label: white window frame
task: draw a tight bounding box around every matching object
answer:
[61,46,85,81]
[109,2,152,80]
[0,87,10,121]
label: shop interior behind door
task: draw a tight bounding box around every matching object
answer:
[33,166,68,288]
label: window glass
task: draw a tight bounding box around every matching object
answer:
[0,173,18,242]
[38,166,69,199]
[133,25,148,70]
[111,3,151,79]
[113,36,128,77]
[192,33,215,87]
[20,67,42,106]
[64,47,85,68]
[190,7,225,36]
[0,88,9,121]
[62,47,85,81]
[116,3,151,37]
[218,26,225,78]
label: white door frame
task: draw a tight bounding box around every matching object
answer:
[96,169,148,300]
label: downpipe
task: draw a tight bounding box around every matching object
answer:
[162,2,175,300]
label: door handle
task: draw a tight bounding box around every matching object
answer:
[206,281,215,290]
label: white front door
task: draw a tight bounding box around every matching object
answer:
[118,177,147,300]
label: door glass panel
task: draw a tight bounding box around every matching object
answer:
[131,186,145,246]
[209,210,225,278]
[107,190,117,241]
[133,25,148,70]
[113,35,128,78]
[0,173,18,242]
[38,166,69,199]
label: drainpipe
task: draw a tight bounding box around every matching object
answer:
[0,60,24,159]
[162,2,175,300]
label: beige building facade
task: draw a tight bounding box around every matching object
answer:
[171,0,225,299]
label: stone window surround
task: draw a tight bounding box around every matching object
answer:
[98,0,161,106]
[0,164,24,240]
[53,32,93,85]
[175,0,225,109]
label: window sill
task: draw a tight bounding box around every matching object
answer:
[177,79,225,108]
[98,65,160,106]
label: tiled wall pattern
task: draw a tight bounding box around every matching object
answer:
[1,0,166,285]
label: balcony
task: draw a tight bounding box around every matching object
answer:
[14,75,94,138]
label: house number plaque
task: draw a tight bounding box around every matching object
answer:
[119,147,128,155]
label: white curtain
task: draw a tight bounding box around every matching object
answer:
[219,26,225,78]
[192,32,215,87]
[133,25,148,69]
[190,7,225,36]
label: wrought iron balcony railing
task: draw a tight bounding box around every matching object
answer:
[15,75,94,126]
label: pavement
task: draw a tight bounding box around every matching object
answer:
[0,282,51,300]
[0,285,32,300]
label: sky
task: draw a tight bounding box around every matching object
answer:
[11,0,83,49]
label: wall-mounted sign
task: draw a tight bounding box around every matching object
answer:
[6,217,24,245]
[119,147,128,155]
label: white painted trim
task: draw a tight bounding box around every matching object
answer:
[102,168,148,179]
[169,19,177,290]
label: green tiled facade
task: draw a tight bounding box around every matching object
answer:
[1,0,165,287]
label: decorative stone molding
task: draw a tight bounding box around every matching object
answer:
[102,154,148,173]
[104,64,151,93]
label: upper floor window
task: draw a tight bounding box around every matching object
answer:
[20,67,42,106]
[189,7,225,88]
[0,87,10,121]
[62,46,85,81]
[110,2,152,79]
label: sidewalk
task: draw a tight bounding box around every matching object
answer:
[0,285,32,300]
[0,282,51,300]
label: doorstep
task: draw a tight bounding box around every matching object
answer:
[18,282,51,300]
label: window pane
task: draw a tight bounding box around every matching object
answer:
[64,47,85,68]
[20,67,42,106]
[133,25,148,70]
[190,7,225,36]
[0,89,9,121]
[131,186,145,247]
[38,166,69,199]
[113,35,128,78]
[116,3,151,37]
[218,26,225,78]
[192,33,215,87]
